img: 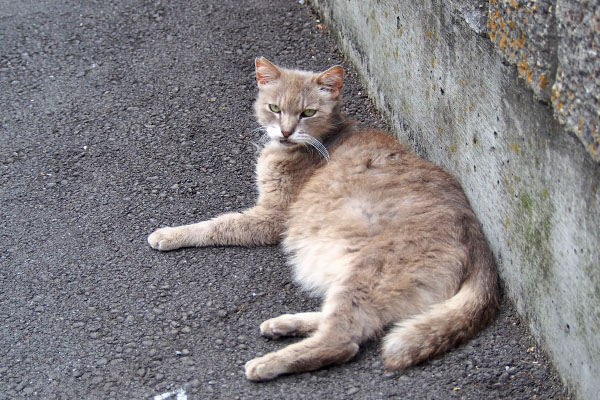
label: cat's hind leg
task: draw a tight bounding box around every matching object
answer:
[245,323,359,381]
[259,312,322,338]
[245,286,382,381]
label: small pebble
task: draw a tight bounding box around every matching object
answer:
[90,376,103,385]
[72,369,84,378]
[22,386,35,395]
[346,387,359,395]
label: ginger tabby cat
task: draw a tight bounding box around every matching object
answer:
[148,57,499,381]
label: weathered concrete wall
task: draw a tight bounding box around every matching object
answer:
[553,1,600,161]
[486,0,600,163]
[311,0,600,398]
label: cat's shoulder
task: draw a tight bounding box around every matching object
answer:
[331,127,411,160]
[331,126,406,150]
[332,127,456,176]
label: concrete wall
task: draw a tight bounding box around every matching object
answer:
[311,0,600,398]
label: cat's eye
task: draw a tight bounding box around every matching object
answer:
[269,104,281,113]
[301,109,317,118]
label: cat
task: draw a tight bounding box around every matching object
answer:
[147,57,499,381]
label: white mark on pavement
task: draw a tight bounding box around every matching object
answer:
[154,387,187,400]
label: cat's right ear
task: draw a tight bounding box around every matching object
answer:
[255,57,281,88]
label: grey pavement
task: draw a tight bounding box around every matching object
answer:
[0,0,570,399]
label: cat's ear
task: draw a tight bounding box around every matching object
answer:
[255,57,281,87]
[317,65,344,99]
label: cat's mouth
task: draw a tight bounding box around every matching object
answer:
[279,138,297,147]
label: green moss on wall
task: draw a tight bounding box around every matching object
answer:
[512,187,555,288]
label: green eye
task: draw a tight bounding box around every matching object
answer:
[301,109,316,118]
[269,104,281,113]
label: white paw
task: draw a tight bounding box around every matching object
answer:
[244,354,285,381]
[259,315,296,338]
[147,226,184,251]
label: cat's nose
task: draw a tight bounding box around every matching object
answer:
[282,130,292,138]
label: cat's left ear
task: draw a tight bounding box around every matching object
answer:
[317,65,344,99]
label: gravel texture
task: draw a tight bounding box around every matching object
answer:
[0,0,570,398]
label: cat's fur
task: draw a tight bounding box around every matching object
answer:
[148,57,499,381]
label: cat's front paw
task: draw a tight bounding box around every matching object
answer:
[147,226,185,251]
[245,354,287,381]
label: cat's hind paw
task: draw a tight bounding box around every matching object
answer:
[260,314,301,338]
[245,354,287,381]
[259,312,320,338]
[147,226,185,251]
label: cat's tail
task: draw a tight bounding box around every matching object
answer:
[381,233,499,369]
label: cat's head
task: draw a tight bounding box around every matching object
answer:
[254,57,343,149]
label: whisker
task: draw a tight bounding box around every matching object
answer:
[307,136,330,163]
[295,132,330,163]
[248,126,272,152]
[258,134,271,144]
[248,125,266,135]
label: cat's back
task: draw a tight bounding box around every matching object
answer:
[286,129,477,247]
[306,129,468,211]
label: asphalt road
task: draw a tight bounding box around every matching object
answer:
[0,1,570,399]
